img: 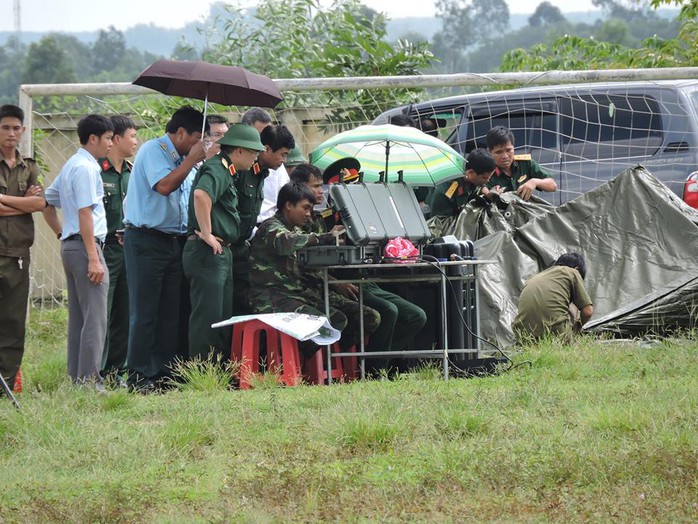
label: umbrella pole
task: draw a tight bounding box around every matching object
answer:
[201,90,209,137]
[384,140,390,182]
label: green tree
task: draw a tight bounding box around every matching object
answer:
[595,18,632,45]
[0,36,26,105]
[196,0,433,126]
[23,35,77,84]
[92,26,127,73]
[432,0,509,72]
[528,2,566,27]
[501,0,695,70]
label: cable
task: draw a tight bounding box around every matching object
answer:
[382,254,532,374]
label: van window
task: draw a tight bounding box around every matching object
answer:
[465,101,559,163]
[416,108,464,145]
[560,94,664,160]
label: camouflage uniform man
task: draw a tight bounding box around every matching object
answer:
[98,115,138,379]
[232,124,295,315]
[182,125,264,360]
[427,148,496,217]
[293,163,427,362]
[250,182,380,353]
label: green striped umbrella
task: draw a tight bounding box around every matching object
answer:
[309,124,466,186]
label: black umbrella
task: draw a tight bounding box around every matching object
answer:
[133,59,283,133]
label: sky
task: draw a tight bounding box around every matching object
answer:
[1,0,599,33]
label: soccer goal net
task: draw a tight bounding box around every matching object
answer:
[19,67,698,308]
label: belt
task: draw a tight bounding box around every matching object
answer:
[125,225,186,241]
[187,234,232,249]
[63,233,105,249]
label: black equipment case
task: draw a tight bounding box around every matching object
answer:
[300,181,431,266]
[329,181,431,247]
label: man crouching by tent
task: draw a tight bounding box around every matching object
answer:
[512,253,594,342]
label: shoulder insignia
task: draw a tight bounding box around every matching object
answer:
[444,180,459,199]
[320,208,333,219]
[160,142,168,151]
[228,165,236,177]
[514,154,531,161]
[252,162,260,175]
[221,157,229,169]
[517,175,528,183]
[101,159,110,171]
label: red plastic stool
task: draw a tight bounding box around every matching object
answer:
[231,320,302,389]
[304,343,359,384]
[270,332,303,387]
[304,343,344,385]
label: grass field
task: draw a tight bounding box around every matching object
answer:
[0,307,696,523]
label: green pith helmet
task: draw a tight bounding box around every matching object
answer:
[285,147,308,166]
[218,124,265,151]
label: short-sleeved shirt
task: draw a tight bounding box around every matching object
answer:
[0,149,41,257]
[180,168,197,229]
[486,156,550,193]
[235,162,270,241]
[187,152,241,245]
[123,134,188,234]
[45,148,107,241]
[99,157,131,237]
[512,265,593,338]
[427,177,481,217]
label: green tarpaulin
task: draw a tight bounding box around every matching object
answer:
[428,166,698,347]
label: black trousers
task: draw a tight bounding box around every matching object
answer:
[124,228,183,380]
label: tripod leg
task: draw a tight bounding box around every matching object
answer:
[0,373,20,410]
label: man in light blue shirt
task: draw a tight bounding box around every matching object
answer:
[122,106,207,393]
[43,114,114,389]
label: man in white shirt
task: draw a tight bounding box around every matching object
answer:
[44,115,114,387]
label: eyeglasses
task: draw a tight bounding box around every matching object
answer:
[209,132,225,140]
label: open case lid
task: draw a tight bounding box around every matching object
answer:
[329,182,431,246]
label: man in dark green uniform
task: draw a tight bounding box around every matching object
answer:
[427,148,496,218]
[183,125,264,360]
[0,104,45,390]
[99,115,138,381]
[232,124,295,315]
[250,182,380,354]
[513,252,594,342]
[483,126,557,201]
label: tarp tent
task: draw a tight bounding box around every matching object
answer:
[428,166,698,347]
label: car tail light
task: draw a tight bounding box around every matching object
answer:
[684,171,698,209]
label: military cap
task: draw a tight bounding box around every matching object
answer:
[285,148,307,166]
[322,157,361,184]
[218,124,265,151]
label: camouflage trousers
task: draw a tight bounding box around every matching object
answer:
[253,287,380,350]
